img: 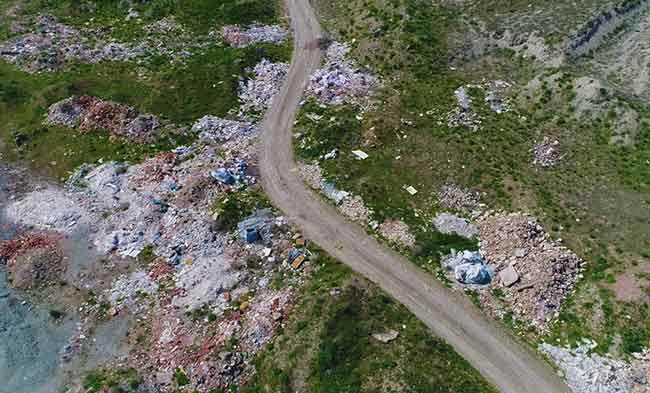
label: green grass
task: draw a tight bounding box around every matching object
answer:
[0,41,289,179]
[306,0,650,356]
[243,250,498,393]
[83,368,141,393]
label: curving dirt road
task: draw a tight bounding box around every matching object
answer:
[259,0,571,392]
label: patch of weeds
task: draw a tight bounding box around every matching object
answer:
[136,244,156,265]
[173,367,190,387]
[212,188,270,231]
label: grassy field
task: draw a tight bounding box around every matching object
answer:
[305,0,650,355]
[243,251,498,393]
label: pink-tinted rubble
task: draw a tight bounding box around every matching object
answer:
[45,96,178,142]
[378,220,416,248]
[239,59,289,114]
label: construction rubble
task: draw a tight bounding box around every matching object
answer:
[533,136,563,168]
[539,341,650,393]
[307,42,381,108]
[221,25,288,48]
[475,212,584,331]
[46,96,180,142]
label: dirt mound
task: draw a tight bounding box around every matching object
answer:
[1,232,64,289]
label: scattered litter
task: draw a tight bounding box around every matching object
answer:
[372,329,399,343]
[351,150,369,160]
[405,186,418,195]
[107,270,159,310]
[192,116,257,142]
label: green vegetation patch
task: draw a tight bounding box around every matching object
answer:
[243,251,497,393]
[83,368,142,393]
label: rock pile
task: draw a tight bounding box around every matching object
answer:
[221,25,288,48]
[378,220,416,248]
[239,59,289,114]
[539,341,650,393]
[476,212,584,330]
[307,42,381,108]
[45,96,177,142]
[533,136,562,168]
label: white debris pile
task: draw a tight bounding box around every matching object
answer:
[437,183,483,213]
[378,220,416,248]
[192,116,258,142]
[533,136,562,168]
[107,270,159,310]
[221,25,288,48]
[476,212,584,330]
[539,341,650,393]
[433,212,478,238]
[4,187,88,233]
[239,59,289,114]
[172,255,242,311]
[483,80,512,114]
[307,42,381,108]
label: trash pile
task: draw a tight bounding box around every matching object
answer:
[306,42,381,108]
[533,136,562,168]
[0,15,135,73]
[475,212,584,330]
[239,59,289,114]
[45,96,179,142]
[433,212,478,238]
[377,220,416,248]
[192,116,257,143]
[441,250,492,285]
[539,340,650,393]
[298,163,371,223]
[437,183,483,213]
[221,25,288,48]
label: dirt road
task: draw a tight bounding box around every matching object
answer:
[259,0,571,391]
